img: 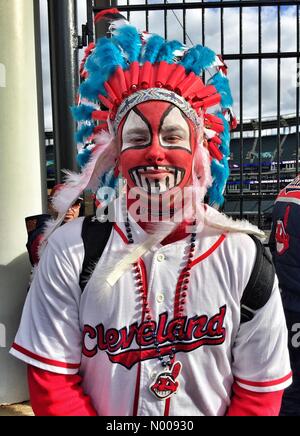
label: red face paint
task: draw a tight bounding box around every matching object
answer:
[118,101,197,197]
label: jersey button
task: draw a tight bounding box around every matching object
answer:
[156,293,164,303]
[157,253,165,262]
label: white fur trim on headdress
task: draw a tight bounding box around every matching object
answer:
[113,88,202,134]
[44,130,117,244]
[53,130,116,213]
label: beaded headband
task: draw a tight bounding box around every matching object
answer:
[113,88,202,134]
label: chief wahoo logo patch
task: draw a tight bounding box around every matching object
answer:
[149,361,182,400]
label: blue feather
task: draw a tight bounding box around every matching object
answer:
[209,72,233,108]
[180,46,199,73]
[101,168,117,189]
[85,55,101,75]
[207,112,232,207]
[71,104,94,122]
[79,74,107,101]
[114,25,141,64]
[75,124,95,144]
[157,40,183,63]
[97,167,121,203]
[180,45,216,75]
[142,35,165,64]
[77,148,92,168]
[80,37,126,100]
[215,112,230,157]
[92,37,126,76]
[193,45,216,74]
[208,158,230,207]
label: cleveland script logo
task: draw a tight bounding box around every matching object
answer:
[82,305,227,369]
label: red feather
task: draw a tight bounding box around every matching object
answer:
[94,8,122,24]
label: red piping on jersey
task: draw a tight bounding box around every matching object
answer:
[139,258,149,321]
[163,234,226,416]
[190,234,226,268]
[132,258,149,416]
[164,398,171,416]
[114,223,129,244]
[235,371,292,388]
[12,343,80,369]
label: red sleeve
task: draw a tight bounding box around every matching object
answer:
[28,365,97,416]
[226,382,284,416]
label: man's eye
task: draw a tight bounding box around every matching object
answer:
[164,135,181,143]
[132,137,147,143]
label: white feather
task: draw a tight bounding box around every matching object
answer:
[204,127,217,139]
[90,221,176,290]
[37,216,62,259]
[213,56,224,67]
[52,130,117,214]
[192,138,213,198]
[201,204,265,238]
[42,131,117,244]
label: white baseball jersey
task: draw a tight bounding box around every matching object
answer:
[11,210,292,416]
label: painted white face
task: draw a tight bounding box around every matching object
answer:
[119,102,194,195]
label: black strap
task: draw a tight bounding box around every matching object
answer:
[240,235,275,323]
[79,216,113,292]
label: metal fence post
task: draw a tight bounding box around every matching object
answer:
[47,0,79,181]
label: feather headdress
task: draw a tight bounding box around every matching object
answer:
[47,8,238,241]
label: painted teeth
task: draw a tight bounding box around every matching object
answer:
[154,389,171,398]
[130,167,184,194]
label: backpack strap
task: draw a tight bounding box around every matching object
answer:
[79,216,113,292]
[240,235,275,323]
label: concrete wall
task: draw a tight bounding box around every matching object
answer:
[0,0,46,404]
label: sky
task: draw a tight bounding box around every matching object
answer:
[39,0,300,131]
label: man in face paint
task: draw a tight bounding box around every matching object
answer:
[10,9,292,418]
[118,100,200,222]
